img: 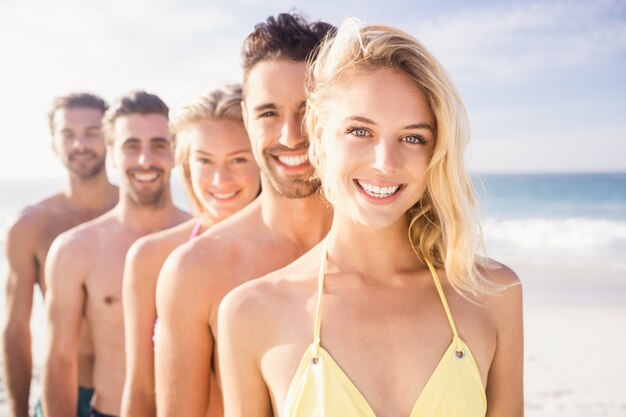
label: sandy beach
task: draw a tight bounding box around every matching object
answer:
[520,264,626,416]
[1,261,625,416]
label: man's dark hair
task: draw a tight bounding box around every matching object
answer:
[48,93,108,134]
[241,12,335,81]
[102,90,169,145]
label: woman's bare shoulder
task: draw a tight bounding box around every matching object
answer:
[479,260,523,323]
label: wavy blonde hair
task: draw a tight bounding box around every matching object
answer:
[306,19,497,295]
[169,84,244,215]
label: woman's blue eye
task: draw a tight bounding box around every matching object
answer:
[347,127,369,137]
[402,135,425,144]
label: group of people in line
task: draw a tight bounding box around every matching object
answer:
[2,11,523,417]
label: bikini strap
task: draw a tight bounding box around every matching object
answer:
[425,259,462,353]
[311,238,328,360]
[188,219,203,240]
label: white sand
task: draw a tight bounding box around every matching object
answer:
[518,264,626,416]
[1,264,625,416]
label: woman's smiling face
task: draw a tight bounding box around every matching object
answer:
[318,67,436,229]
[184,118,260,221]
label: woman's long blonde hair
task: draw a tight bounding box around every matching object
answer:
[169,84,244,216]
[306,19,497,295]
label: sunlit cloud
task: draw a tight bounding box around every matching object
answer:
[412,0,626,81]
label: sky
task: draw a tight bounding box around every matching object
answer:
[0,0,625,179]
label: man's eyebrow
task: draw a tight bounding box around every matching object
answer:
[151,137,170,143]
[85,125,102,131]
[119,137,140,147]
[253,103,278,112]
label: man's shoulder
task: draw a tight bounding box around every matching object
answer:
[7,191,110,237]
[222,246,319,315]
[45,216,121,286]
[226,267,287,301]
[218,266,299,337]
[23,193,75,218]
[6,195,66,235]
[220,270,277,315]
[50,213,116,255]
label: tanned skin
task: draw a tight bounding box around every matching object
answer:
[155,59,332,417]
[218,69,523,417]
[121,116,261,417]
[2,106,117,417]
[42,112,190,416]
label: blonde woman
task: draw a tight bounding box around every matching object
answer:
[121,84,261,417]
[219,20,523,417]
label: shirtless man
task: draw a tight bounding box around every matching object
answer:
[2,93,118,417]
[155,13,335,417]
[42,91,190,417]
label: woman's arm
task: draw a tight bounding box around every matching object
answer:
[485,265,524,417]
[120,240,161,417]
[155,245,216,417]
[218,285,273,417]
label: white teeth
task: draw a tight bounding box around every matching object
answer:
[277,154,309,167]
[357,180,400,198]
[212,191,237,200]
[134,172,158,182]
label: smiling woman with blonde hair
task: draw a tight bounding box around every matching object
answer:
[219,19,523,417]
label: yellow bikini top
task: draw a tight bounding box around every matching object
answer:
[283,240,487,417]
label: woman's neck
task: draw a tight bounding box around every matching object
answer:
[325,210,422,284]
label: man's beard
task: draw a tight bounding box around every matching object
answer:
[261,144,320,198]
[66,150,106,180]
[124,168,168,207]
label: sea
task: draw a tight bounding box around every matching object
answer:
[474,173,626,271]
[1,173,625,273]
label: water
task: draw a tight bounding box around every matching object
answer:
[474,173,626,270]
[475,173,626,220]
[1,173,625,272]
